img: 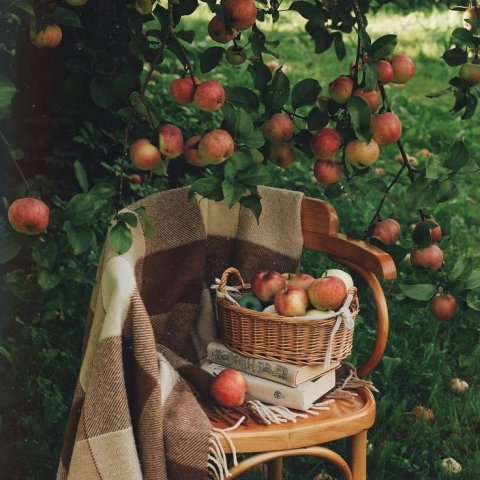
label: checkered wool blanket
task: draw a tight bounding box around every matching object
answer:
[57,186,304,480]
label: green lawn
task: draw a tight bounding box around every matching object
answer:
[164,6,480,479]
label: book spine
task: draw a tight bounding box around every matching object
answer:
[202,362,334,411]
[207,343,296,386]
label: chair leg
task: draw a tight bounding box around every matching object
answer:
[347,430,367,480]
[267,457,282,480]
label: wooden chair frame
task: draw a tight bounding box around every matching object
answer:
[213,197,397,479]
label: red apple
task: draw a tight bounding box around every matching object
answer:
[283,273,315,290]
[345,138,379,168]
[311,128,341,159]
[459,63,480,86]
[394,153,418,167]
[354,88,380,112]
[170,75,200,105]
[390,54,416,84]
[130,138,162,170]
[274,285,309,317]
[314,158,342,185]
[158,124,184,159]
[269,143,296,168]
[410,244,444,270]
[329,76,354,104]
[210,368,248,407]
[30,24,62,48]
[307,277,347,311]
[222,0,257,31]
[372,218,401,245]
[208,15,237,43]
[8,198,50,235]
[251,270,286,302]
[431,294,456,321]
[463,6,480,33]
[129,174,143,184]
[371,112,402,146]
[194,80,226,112]
[198,129,234,165]
[262,113,294,143]
[374,59,394,84]
[184,135,208,167]
[418,148,430,159]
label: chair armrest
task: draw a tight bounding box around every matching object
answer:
[302,231,397,280]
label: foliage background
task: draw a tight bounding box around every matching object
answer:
[1,1,479,479]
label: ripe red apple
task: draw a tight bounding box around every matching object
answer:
[463,6,480,33]
[210,368,248,407]
[354,88,380,112]
[418,148,430,159]
[130,138,162,170]
[459,63,480,86]
[8,198,50,235]
[30,24,62,48]
[262,113,294,143]
[314,159,342,185]
[311,127,341,159]
[274,285,309,317]
[372,218,401,245]
[129,174,143,184]
[394,153,418,167]
[184,135,209,167]
[283,273,315,290]
[410,244,444,270]
[431,294,456,321]
[225,45,247,65]
[170,75,200,105]
[307,277,347,311]
[194,80,226,112]
[158,124,184,159]
[345,138,379,168]
[329,76,354,104]
[390,54,416,84]
[374,59,394,84]
[251,270,286,302]
[413,405,435,422]
[371,112,402,146]
[269,143,296,168]
[208,15,237,43]
[222,0,257,31]
[198,129,234,165]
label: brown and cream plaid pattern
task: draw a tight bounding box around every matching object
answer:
[57,186,304,479]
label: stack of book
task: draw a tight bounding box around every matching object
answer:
[201,341,339,411]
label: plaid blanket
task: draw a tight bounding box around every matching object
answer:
[57,186,304,480]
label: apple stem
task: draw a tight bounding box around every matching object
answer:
[0,130,30,195]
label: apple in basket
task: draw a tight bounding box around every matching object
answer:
[283,272,315,290]
[210,368,248,407]
[274,285,309,317]
[307,277,347,311]
[251,270,286,302]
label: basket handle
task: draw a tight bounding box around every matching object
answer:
[218,267,246,294]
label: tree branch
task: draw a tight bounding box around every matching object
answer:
[0,130,30,194]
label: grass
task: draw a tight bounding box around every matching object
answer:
[168,6,480,479]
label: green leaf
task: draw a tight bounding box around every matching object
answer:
[64,221,95,255]
[306,107,329,130]
[250,24,266,57]
[89,182,116,198]
[224,151,253,179]
[176,29,195,44]
[465,270,480,290]
[38,270,61,290]
[467,290,480,311]
[462,93,477,120]
[53,7,82,27]
[118,212,138,228]
[265,69,290,113]
[189,177,223,201]
[425,156,452,180]
[442,47,468,66]
[333,32,346,60]
[367,34,397,60]
[225,87,259,112]
[450,257,473,282]
[90,77,115,108]
[200,47,224,73]
[32,241,58,270]
[237,165,271,187]
[74,160,89,193]
[240,193,262,222]
[399,284,436,301]
[289,1,317,18]
[0,231,21,264]
[411,221,437,248]
[451,27,475,48]
[242,130,265,149]
[247,62,272,95]
[363,63,379,91]
[222,179,246,208]
[444,140,469,171]
[110,222,133,255]
[405,178,436,210]
[0,346,13,366]
[359,30,371,50]
[291,78,321,110]
[0,74,16,121]
[347,96,372,142]
[235,108,254,137]
[134,206,155,238]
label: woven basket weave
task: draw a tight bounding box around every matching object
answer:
[217,267,359,366]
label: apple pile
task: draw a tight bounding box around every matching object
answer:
[237,269,354,318]
[312,53,416,185]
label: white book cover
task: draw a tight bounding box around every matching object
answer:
[202,361,336,411]
[207,341,340,387]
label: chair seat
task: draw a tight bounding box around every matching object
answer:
[211,388,375,453]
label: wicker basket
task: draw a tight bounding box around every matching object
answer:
[216,267,359,366]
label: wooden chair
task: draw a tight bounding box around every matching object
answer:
[209,196,397,480]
